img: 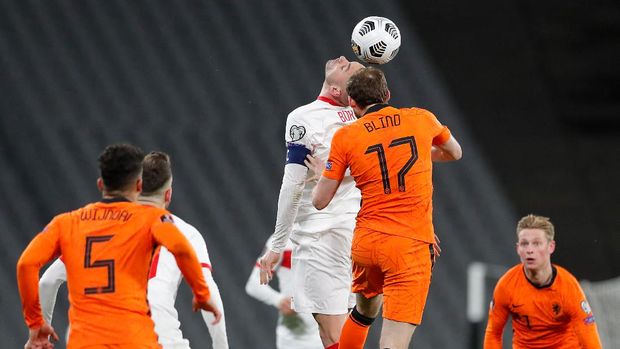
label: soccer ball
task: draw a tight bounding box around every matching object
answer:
[351,16,401,65]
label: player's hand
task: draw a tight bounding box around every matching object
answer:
[304,154,325,183]
[24,322,59,349]
[278,296,296,316]
[192,296,222,325]
[433,234,442,258]
[258,250,281,284]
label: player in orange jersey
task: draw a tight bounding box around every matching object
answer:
[312,67,462,349]
[484,214,602,349]
[17,143,221,349]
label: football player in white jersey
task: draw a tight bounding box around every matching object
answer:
[246,238,323,349]
[38,151,229,349]
[259,55,364,349]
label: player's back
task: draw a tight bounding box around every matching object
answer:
[332,104,449,243]
[55,198,167,347]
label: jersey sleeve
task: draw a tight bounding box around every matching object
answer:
[421,109,452,146]
[39,258,67,324]
[151,214,210,303]
[188,231,212,269]
[484,276,511,349]
[285,112,321,148]
[201,266,229,348]
[565,279,603,348]
[17,217,63,328]
[322,126,349,181]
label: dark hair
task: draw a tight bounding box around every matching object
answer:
[141,151,172,195]
[97,143,144,191]
[346,67,389,108]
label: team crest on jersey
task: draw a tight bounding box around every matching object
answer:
[160,214,174,224]
[289,125,306,141]
[580,300,592,314]
[552,302,561,315]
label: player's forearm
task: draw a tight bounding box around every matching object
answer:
[245,266,283,307]
[39,259,67,324]
[483,322,504,349]
[202,271,229,349]
[270,165,307,253]
[156,227,211,302]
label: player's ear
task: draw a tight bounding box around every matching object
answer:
[330,85,342,98]
[385,89,391,103]
[136,178,143,193]
[164,187,173,205]
[96,178,104,192]
[548,240,556,255]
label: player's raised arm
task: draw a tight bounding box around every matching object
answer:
[432,135,462,162]
[312,127,347,210]
[151,215,221,324]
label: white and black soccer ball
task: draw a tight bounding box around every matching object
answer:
[351,16,401,65]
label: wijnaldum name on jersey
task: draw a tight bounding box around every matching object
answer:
[80,208,133,222]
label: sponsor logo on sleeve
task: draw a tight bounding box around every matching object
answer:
[584,314,596,325]
[325,161,333,171]
[581,300,592,314]
[289,125,306,142]
[490,299,495,311]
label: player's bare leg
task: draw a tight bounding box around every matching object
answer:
[379,319,416,349]
[313,313,347,347]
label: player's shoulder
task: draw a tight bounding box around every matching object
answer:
[553,264,580,287]
[170,214,203,241]
[497,264,524,286]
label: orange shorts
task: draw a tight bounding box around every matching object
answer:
[70,345,161,349]
[351,228,435,325]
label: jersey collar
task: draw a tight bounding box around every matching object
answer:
[317,96,341,106]
[100,197,131,204]
[363,103,391,117]
[523,265,558,289]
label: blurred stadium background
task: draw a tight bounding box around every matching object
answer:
[0,0,617,348]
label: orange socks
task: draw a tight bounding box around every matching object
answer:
[339,307,375,349]
[325,343,339,349]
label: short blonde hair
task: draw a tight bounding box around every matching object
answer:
[516,214,555,241]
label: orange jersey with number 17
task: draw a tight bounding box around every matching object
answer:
[17,198,210,349]
[323,104,451,243]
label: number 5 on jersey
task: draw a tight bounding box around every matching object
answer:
[84,235,115,294]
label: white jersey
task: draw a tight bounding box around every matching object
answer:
[38,214,228,349]
[245,240,323,349]
[268,97,360,314]
[284,98,361,242]
[148,215,229,349]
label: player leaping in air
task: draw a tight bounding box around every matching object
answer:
[259,55,364,349]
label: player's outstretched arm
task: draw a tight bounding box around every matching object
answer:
[39,258,67,324]
[432,135,462,162]
[483,284,510,349]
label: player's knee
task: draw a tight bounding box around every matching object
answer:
[350,306,376,327]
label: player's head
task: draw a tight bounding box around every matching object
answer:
[96,143,145,201]
[140,151,173,208]
[322,56,364,106]
[346,66,391,116]
[515,214,556,271]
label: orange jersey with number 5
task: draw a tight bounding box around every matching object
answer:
[323,104,451,243]
[17,198,210,348]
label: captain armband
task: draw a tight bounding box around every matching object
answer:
[285,143,311,167]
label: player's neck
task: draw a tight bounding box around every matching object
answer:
[524,263,554,287]
[137,195,166,209]
[101,190,137,202]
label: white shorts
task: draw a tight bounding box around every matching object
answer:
[290,216,356,315]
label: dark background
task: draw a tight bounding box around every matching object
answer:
[1,0,617,348]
